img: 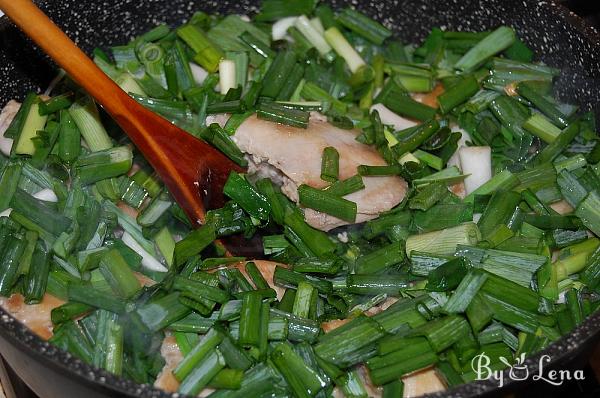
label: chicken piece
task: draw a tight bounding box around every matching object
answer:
[412,83,445,109]
[0,293,64,340]
[321,318,351,333]
[0,100,21,156]
[358,364,384,397]
[232,115,408,231]
[154,335,183,393]
[364,296,399,316]
[550,200,574,215]
[449,181,467,199]
[402,367,447,397]
[134,272,157,287]
[117,201,140,219]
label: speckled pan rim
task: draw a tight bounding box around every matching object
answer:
[0,1,599,397]
[544,0,600,42]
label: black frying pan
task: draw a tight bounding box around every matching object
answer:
[0,1,599,397]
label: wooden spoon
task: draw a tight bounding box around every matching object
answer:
[0,0,244,225]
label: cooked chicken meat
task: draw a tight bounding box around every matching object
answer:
[231,114,408,231]
[402,367,447,397]
[0,293,64,340]
[154,334,184,392]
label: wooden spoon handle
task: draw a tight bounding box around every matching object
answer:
[0,0,132,115]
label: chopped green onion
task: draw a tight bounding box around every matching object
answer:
[256,101,309,129]
[438,76,479,114]
[98,249,141,299]
[354,241,404,274]
[337,8,392,45]
[575,191,600,237]
[406,223,481,257]
[314,315,385,367]
[455,26,516,72]
[73,146,132,186]
[199,124,248,167]
[413,149,444,171]
[393,119,440,157]
[68,98,112,151]
[516,81,568,128]
[523,113,562,144]
[240,31,275,59]
[347,274,410,295]
[443,270,488,313]
[324,27,365,73]
[323,175,365,197]
[38,93,73,116]
[320,146,339,182]
[271,342,326,397]
[177,24,223,72]
[357,164,402,176]
[298,184,357,223]
[0,161,22,212]
[57,110,81,163]
[260,50,298,99]
[292,281,316,319]
[12,98,47,156]
[536,122,580,164]
[223,172,271,221]
[293,256,342,275]
[294,15,333,60]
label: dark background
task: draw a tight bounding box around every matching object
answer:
[561,0,600,26]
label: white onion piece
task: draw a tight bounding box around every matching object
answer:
[272,17,297,41]
[122,231,168,272]
[218,59,237,95]
[459,146,492,195]
[323,26,365,73]
[33,188,58,203]
[310,17,325,35]
[370,103,418,131]
[0,208,12,218]
[189,62,209,85]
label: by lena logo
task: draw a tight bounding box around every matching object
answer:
[471,352,585,388]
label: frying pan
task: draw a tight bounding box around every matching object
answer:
[0,0,599,397]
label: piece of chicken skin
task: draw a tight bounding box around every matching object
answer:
[231,115,408,231]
